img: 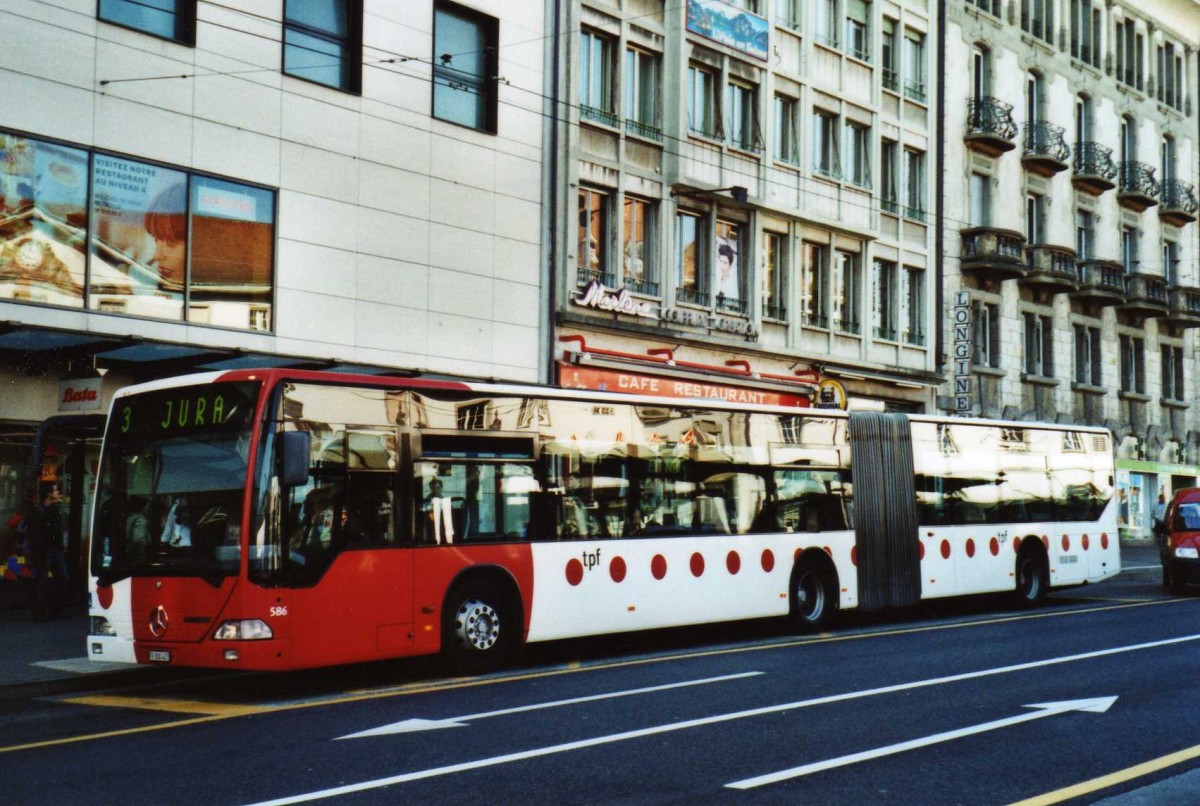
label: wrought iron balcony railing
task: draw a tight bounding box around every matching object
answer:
[577,267,615,287]
[715,293,749,315]
[1118,161,1160,212]
[1160,179,1198,226]
[581,105,619,128]
[1022,121,1070,175]
[1072,142,1118,194]
[624,276,660,296]
[676,287,710,307]
[625,119,663,143]
[965,97,1017,156]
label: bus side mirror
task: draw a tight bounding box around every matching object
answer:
[278,431,311,487]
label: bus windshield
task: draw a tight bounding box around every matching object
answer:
[91,381,261,584]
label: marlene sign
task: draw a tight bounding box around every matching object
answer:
[58,376,103,412]
[559,364,811,407]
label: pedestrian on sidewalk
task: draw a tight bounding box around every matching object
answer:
[26,482,66,621]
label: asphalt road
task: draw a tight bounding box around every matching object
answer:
[5,558,1199,805]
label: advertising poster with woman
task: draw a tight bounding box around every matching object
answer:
[714,221,741,308]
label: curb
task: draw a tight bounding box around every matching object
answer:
[0,667,168,702]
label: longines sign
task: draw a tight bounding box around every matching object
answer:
[571,280,760,339]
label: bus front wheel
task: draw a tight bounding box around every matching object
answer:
[442,580,518,674]
[789,558,838,632]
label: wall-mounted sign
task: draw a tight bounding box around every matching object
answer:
[58,376,103,412]
[571,280,658,318]
[952,291,972,414]
[815,379,847,410]
[559,363,810,407]
[686,0,769,61]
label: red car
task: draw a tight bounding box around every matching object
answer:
[1161,488,1200,595]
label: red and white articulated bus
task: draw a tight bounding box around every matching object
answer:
[87,369,1119,672]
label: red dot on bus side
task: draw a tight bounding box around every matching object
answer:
[610,556,627,583]
[1014,536,1022,554]
[761,549,775,573]
[989,537,999,556]
[1101,533,1109,550]
[850,546,858,566]
[726,551,741,575]
[1061,534,1070,552]
[919,541,925,560]
[1041,535,1050,550]
[940,540,951,560]
[966,538,976,558]
[98,585,114,610]
[566,558,584,586]
[1082,534,1090,551]
[651,554,668,580]
[690,552,705,577]
[823,546,832,556]
[793,547,803,563]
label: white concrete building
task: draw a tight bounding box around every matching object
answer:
[0,0,547,576]
[551,0,941,411]
[943,0,1200,534]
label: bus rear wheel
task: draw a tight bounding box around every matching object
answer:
[443,580,518,674]
[789,558,837,632]
[1015,547,1048,607]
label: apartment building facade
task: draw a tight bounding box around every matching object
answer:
[0,0,547,580]
[944,0,1200,535]
[551,0,941,411]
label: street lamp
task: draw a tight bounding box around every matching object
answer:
[669,185,749,203]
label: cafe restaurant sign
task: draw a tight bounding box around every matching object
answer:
[572,280,760,339]
[560,363,810,407]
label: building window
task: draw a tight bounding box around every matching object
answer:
[676,211,708,305]
[98,0,195,43]
[776,0,801,28]
[1119,334,1145,393]
[725,81,760,152]
[968,0,1001,16]
[433,2,498,132]
[873,259,897,340]
[577,187,610,285]
[1161,135,1176,184]
[902,29,926,102]
[714,220,745,313]
[833,249,860,334]
[763,232,787,320]
[815,0,838,47]
[1074,324,1102,386]
[1026,192,1045,245]
[1021,0,1054,44]
[625,48,661,139]
[973,301,1000,368]
[902,265,925,346]
[801,243,829,328]
[903,148,925,221]
[687,65,719,138]
[813,110,840,179]
[845,0,870,61]
[1162,344,1184,401]
[1076,210,1094,260]
[881,18,898,91]
[284,0,362,93]
[1121,226,1139,273]
[1156,41,1184,111]
[1115,18,1144,91]
[1070,0,1100,67]
[968,173,990,227]
[773,95,800,164]
[844,122,871,187]
[1162,241,1179,286]
[580,30,616,126]
[1023,313,1053,377]
[880,139,898,213]
[1074,94,1093,146]
[623,196,657,295]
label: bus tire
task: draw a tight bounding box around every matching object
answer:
[788,556,838,632]
[442,579,519,674]
[1014,544,1049,607]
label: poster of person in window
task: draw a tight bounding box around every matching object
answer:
[0,134,88,306]
[714,235,740,305]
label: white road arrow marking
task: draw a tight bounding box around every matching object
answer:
[250,634,1198,805]
[337,671,764,739]
[726,696,1118,790]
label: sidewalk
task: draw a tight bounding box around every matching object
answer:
[0,540,1167,700]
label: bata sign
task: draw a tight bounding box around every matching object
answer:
[571,280,759,339]
[58,377,103,412]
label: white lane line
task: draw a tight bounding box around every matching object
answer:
[338,671,764,737]
[247,633,1200,806]
[727,696,1118,789]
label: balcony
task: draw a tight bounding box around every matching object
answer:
[1021,122,1071,177]
[1021,245,1077,293]
[1071,142,1118,195]
[961,227,1026,282]
[1117,162,1160,213]
[1116,271,1168,318]
[965,97,1017,157]
[1160,286,1200,329]
[1070,260,1125,307]
[1160,180,1198,227]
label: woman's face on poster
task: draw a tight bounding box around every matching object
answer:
[153,236,185,282]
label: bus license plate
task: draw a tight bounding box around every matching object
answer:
[148,650,171,663]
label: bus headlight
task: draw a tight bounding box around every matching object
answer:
[213,620,274,640]
[90,616,117,636]
[1175,547,1199,560]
